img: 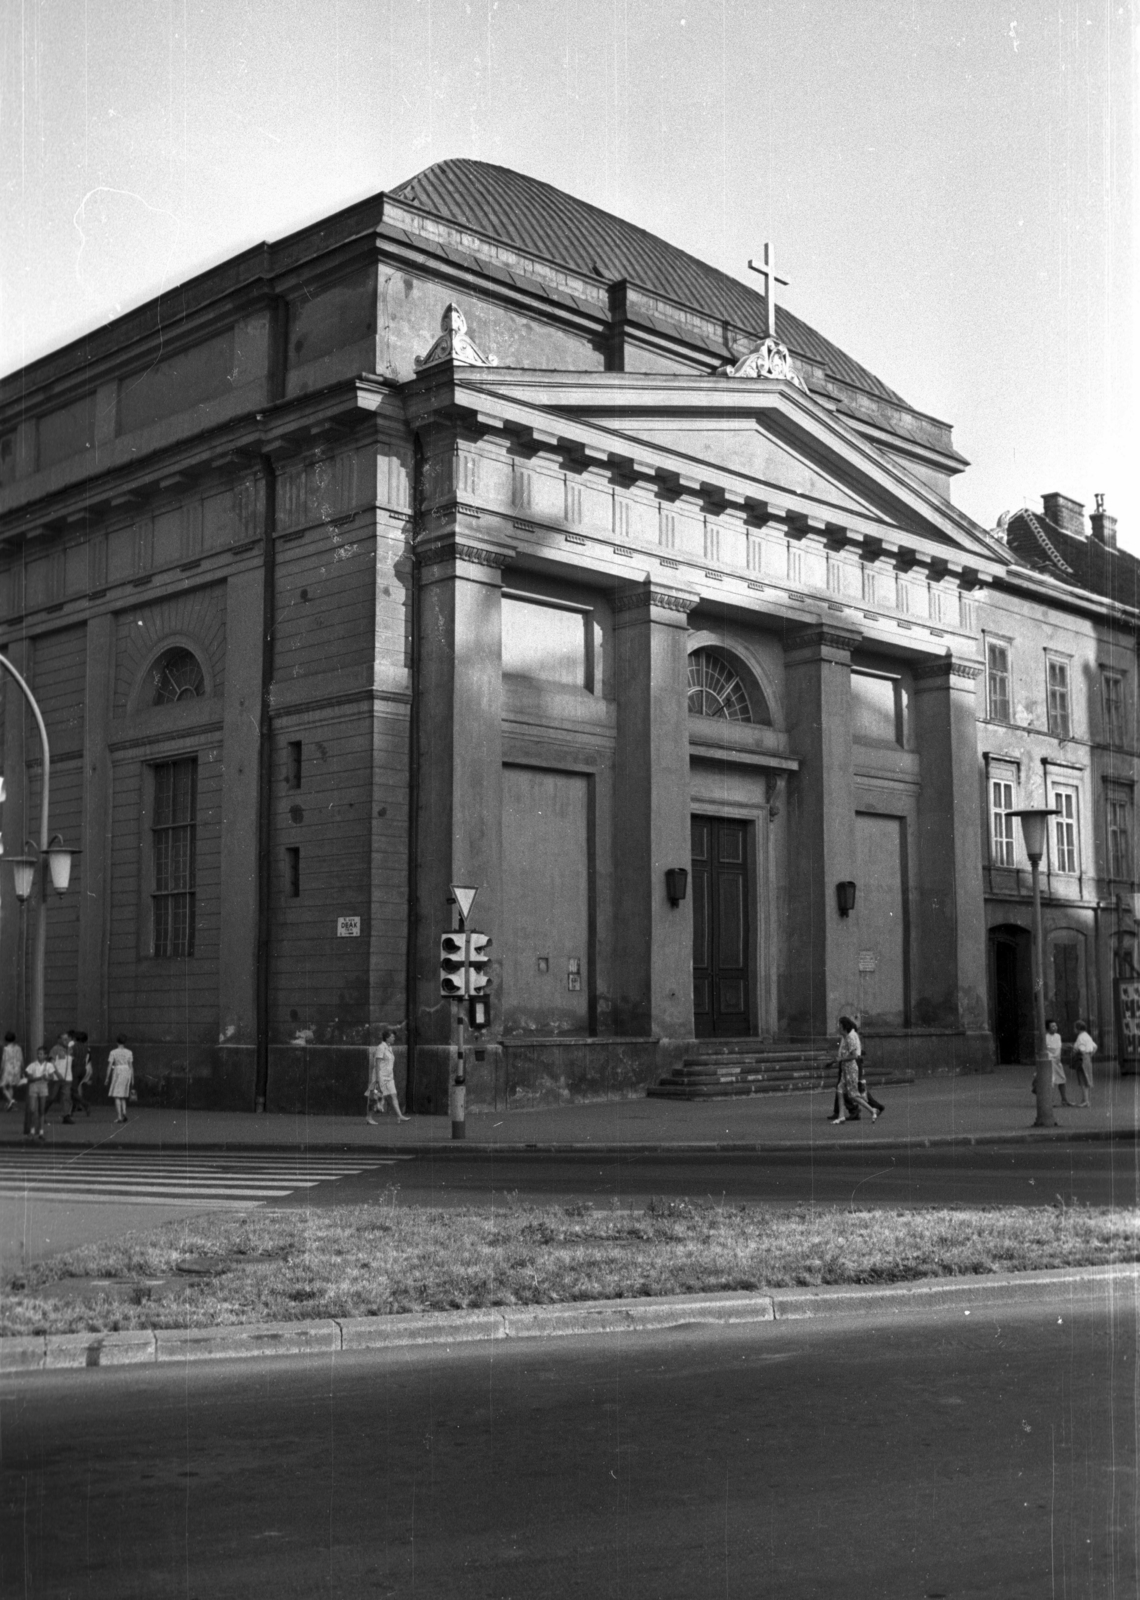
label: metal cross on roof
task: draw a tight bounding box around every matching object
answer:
[747,243,788,339]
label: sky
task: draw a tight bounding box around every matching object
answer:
[1,0,1135,546]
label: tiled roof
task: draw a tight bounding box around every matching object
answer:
[1005,507,1140,610]
[391,159,910,410]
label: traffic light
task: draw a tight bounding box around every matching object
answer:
[467,932,492,995]
[440,931,468,997]
[468,994,491,1029]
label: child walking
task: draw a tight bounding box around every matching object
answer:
[106,1036,134,1123]
[1070,1021,1098,1108]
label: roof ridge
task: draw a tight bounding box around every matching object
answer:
[390,158,912,413]
[1019,508,1074,576]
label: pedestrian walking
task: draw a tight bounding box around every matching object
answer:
[1,1033,23,1109]
[829,1015,879,1124]
[1070,1020,1098,1109]
[70,1030,93,1117]
[366,1030,408,1123]
[21,1047,53,1140]
[1044,1019,1074,1107]
[106,1036,134,1123]
[50,1033,75,1123]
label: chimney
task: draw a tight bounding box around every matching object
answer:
[1091,493,1117,550]
[1042,492,1086,538]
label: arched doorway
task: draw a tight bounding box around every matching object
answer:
[989,925,1032,1064]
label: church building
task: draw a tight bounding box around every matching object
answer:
[1,160,1133,1113]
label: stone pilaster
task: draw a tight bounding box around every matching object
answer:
[610,580,698,1041]
[77,615,113,1038]
[781,624,861,1039]
[912,658,991,1042]
[412,526,514,1111]
[217,567,265,1089]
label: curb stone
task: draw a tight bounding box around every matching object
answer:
[1,1128,1137,1158]
[3,1264,1137,1377]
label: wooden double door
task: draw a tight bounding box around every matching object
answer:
[692,816,752,1037]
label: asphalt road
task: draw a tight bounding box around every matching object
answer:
[2,1294,1134,1598]
[288,1142,1140,1211]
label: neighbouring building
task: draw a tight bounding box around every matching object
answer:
[0,159,1135,1113]
[981,493,1140,1066]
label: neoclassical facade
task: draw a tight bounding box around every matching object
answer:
[1,160,1133,1111]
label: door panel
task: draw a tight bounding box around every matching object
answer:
[692,816,752,1037]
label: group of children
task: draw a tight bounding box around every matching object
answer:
[1043,1019,1098,1108]
[0,1030,136,1138]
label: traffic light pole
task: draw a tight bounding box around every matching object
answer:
[451,1007,466,1140]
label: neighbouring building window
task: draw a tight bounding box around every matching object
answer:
[285,846,301,899]
[152,757,197,957]
[986,639,1011,723]
[989,766,1018,868]
[687,649,759,723]
[1050,784,1079,874]
[286,741,302,790]
[1102,671,1125,748]
[1046,656,1072,738]
[1107,788,1133,882]
[151,647,205,705]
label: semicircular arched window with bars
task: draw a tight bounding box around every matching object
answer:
[151,647,206,707]
[687,649,754,723]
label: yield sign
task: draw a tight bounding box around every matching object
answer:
[451,884,479,923]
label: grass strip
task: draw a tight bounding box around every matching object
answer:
[3,1196,1138,1338]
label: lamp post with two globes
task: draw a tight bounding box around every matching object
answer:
[0,654,80,1056]
[1011,807,1059,1130]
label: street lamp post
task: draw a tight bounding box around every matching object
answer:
[0,654,79,1055]
[1012,808,1058,1130]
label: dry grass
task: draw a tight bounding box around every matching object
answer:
[3,1196,1138,1337]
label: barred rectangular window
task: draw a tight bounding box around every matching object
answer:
[1108,790,1133,882]
[990,775,1017,867]
[986,639,1011,723]
[152,757,197,957]
[1102,671,1125,747]
[1047,656,1072,738]
[1051,784,1079,875]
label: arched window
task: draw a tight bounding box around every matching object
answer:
[151,647,205,706]
[687,649,759,723]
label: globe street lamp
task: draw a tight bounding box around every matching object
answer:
[1011,807,1058,1129]
[0,655,80,1055]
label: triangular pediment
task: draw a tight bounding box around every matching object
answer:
[444,370,1008,570]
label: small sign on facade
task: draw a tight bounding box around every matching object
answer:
[858,950,877,973]
[337,917,361,938]
[536,955,550,973]
[567,973,582,992]
[568,957,581,975]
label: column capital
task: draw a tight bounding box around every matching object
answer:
[415,529,515,573]
[611,580,700,622]
[913,656,984,687]
[781,622,861,661]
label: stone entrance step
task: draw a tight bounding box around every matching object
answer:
[648,1043,915,1100]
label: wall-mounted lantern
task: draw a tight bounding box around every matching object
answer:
[665,868,689,908]
[836,880,857,918]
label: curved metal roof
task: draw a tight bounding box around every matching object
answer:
[391,158,908,408]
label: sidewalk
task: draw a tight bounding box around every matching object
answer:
[1,1063,1137,1153]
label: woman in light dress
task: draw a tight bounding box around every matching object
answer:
[366,1030,408,1123]
[1044,1019,1075,1108]
[828,1015,879,1125]
[106,1036,135,1123]
[1,1033,23,1110]
[1070,1021,1098,1109]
